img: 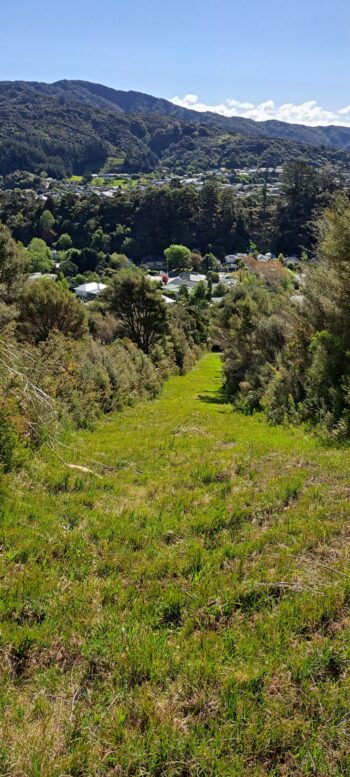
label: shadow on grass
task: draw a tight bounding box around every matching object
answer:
[198,391,227,405]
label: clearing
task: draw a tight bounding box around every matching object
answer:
[2,354,350,775]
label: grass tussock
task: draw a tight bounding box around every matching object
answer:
[2,354,350,775]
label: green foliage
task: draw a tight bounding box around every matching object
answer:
[0,223,29,301]
[18,279,87,343]
[274,161,336,255]
[39,210,55,233]
[31,334,162,427]
[218,280,289,412]
[164,244,191,271]
[0,223,29,332]
[2,81,350,181]
[202,252,219,273]
[220,195,350,437]
[0,162,336,263]
[109,252,129,271]
[59,258,79,277]
[0,404,17,472]
[212,281,227,297]
[56,232,72,250]
[191,280,208,305]
[105,271,169,354]
[27,238,52,273]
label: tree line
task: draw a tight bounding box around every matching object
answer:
[0,162,341,263]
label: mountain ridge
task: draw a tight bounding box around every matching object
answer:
[2,79,350,178]
[21,79,350,152]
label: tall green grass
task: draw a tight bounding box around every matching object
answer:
[2,354,350,775]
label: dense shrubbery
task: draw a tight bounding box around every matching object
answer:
[27,334,162,426]
[219,194,350,438]
[0,225,207,472]
[216,279,290,413]
[18,279,88,343]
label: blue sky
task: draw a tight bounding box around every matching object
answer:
[2,0,350,124]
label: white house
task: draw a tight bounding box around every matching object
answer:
[74,282,107,301]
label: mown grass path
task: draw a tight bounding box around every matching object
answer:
[2,354,350,775]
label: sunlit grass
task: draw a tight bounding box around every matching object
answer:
[2,354,350,774]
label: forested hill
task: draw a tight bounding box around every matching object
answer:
[2,80,350,177]
[8,79,350,152]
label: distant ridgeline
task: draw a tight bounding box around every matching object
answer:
[1,80,350,177]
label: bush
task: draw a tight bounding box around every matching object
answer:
[0,405,17,472]
[218,281,289,412]
[28,333,161,428]
[18,279,87,343]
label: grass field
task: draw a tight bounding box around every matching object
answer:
[2,354,350,775]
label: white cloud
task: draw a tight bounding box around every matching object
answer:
[170,94,350,127]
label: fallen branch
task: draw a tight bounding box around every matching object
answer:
[44,442,102,478]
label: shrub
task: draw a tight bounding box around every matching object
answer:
[18,279,87,343]
[0,405,17,472]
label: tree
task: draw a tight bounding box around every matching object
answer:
[192,281,207,305]
[0,223,29,331]
[198,181,220,251]
[105,271,168,354]
[27,238,53,273]
[274,161,335,255]
[91,228,111,253]
[109,253,129,271]
[201,252,219,274]
[18,279,87,343]
[164,244,191,272]
[0,223,29,301]
[212,281,228,298]
[39,210,56,242]
[39,210,55,230]
[234,216,250,252]
[56,233,73,251]
[60,258,79,277]
[178,284,190,303]
[190,252,203,271]
[77,248,99,274]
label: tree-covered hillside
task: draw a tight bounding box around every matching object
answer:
[2,82,350,177]
[5,79,350,152]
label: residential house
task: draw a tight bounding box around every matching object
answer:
[178,272,207,283]
[74,282,107,301]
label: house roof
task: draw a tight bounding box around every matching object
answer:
[74,282,107,295]
[179,272,206,283]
